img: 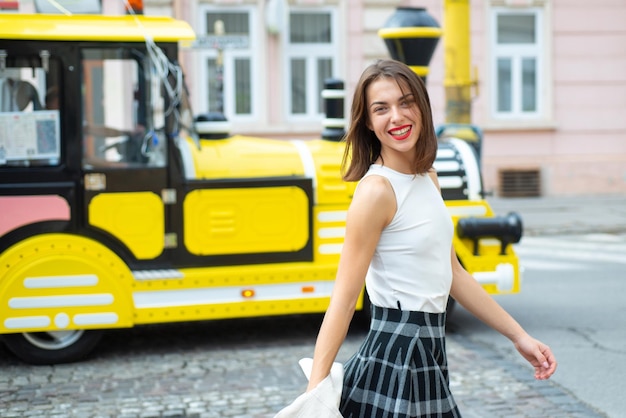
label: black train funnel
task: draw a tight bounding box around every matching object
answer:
[378,7,442,80]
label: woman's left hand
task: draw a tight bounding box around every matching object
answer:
[513,334,557,380]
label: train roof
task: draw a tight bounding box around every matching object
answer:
[0,13,196,42]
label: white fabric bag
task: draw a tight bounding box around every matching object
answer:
[273,358,344,418]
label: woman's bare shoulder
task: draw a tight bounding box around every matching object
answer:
[350,174,396,226]
[355,174,394,201]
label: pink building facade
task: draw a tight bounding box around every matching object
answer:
[13,0,626,197]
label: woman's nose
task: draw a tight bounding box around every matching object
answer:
[390,106,403,123]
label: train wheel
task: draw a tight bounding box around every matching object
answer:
[2,329,104,365]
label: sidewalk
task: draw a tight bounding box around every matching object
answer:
[487,194,626,236]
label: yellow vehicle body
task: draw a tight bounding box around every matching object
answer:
[0,13,196,42]
[0,134,518,329]
[0,12,521,364]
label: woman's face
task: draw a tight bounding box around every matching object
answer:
[365,77,422,164]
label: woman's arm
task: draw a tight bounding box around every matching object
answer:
[428,170,556,380]
[306,175,395,391]
[448,252,556,379]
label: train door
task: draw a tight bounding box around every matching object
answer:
[79,45,171,265]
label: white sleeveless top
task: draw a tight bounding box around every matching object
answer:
[361,164,454,313]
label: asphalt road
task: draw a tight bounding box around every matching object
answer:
[448,233,626,418]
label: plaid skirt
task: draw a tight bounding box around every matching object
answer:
[340,305,461,418]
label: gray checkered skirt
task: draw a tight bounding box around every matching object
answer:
[340,305,461,418]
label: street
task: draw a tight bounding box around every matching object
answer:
[0,233,624,417]
[448,233,626,418]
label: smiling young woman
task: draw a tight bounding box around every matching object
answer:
[275,59,556,418]
[366,77,423,172]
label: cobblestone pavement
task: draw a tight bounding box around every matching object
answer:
[0,314,607,418]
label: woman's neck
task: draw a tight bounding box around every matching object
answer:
[376,152,417,174]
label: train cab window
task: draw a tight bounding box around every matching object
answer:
[0,54,61,167]
[81,47,167,169]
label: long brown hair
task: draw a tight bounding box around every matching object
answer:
[342,59,438,181]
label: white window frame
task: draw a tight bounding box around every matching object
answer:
[197,5,259,123]
[489,6,551,123]
[284,7,340,122]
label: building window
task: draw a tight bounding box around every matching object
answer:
[286,9,338,119]
[206,58,220,113]
[234,58,251,114]
[200,8,256,121]
[491,8,544,119]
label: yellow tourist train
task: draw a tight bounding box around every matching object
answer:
[0,11,521,364]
